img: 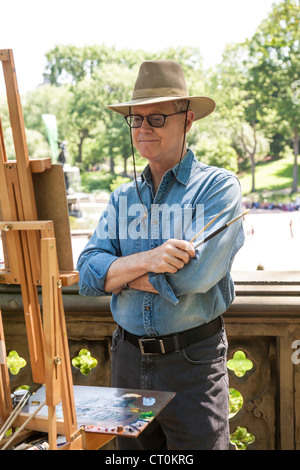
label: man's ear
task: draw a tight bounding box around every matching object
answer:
[185,111,195,133]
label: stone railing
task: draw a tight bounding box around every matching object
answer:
[1,271,299,450]
[227,271,300,450]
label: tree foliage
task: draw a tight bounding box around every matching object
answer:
[246,0,300,192]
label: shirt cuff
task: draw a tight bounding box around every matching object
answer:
[148,272,179,305]
[78,254,118,296]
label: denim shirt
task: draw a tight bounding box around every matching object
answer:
[77,149,245,336]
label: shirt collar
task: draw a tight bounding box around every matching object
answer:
[141,149,195,186]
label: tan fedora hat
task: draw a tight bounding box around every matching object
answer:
[106,59,215,121]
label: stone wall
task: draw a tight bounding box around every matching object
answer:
[1,271,300,450]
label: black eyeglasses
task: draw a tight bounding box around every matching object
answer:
[124,111,186,128]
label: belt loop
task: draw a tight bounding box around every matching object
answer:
[173,335,180,352]
[120,326,125,341]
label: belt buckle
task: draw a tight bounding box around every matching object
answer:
[138,338,166,355]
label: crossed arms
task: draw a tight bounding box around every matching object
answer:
[104,239,195,295]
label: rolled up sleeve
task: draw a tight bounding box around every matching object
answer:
[77,197,120,296]
[77,247,118,296]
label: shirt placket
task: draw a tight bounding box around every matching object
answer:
[142,175,170,336]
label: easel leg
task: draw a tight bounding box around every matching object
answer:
[48,407,57,450]
[41,237,81,449]
[0,309,13,425]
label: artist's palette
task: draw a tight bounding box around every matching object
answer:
[24,386,175,437]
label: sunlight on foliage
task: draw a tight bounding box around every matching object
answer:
[72,348,98,375]
[227,350,253,377]
[7,350,26,375]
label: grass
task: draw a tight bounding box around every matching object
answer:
[238,155,300,200]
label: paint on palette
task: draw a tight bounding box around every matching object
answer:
[143,397,156,406]
[121,393,141,398]
[24,385,174,438]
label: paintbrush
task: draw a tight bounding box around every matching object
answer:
[1,400,46,450]
[193,209,250,249]
[0,390,30,442]
[189,204,230,243]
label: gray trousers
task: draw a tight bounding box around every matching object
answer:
[111,320,229,450]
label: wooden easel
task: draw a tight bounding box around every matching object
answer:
[0,49,112,450]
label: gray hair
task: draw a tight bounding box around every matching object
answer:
[172,99,190,112]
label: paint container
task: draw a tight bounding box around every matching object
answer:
[13,389,29,406]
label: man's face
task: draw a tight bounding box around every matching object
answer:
[131,102,194,167]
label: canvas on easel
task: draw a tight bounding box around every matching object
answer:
[32,164,74,273]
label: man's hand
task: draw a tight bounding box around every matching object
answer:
[144,239,195,274]
[128,274,159,293]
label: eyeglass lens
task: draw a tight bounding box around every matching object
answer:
[126,114,165,128]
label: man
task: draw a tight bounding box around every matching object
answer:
[77,60,244,450]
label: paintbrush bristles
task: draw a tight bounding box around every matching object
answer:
[189,204,230,243]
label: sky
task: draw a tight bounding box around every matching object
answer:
[0,0,279,94]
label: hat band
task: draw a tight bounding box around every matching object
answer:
[132,87,189,100]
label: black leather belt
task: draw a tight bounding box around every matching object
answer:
[120,316,223,356]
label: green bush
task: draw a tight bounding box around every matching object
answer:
[81,171,115,193]
[72,349,98,375]
[110,175,131,192]
[7,350,26,375]
[227,351,253,377]
[230,426,255,450]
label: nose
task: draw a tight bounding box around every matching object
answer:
[140,116,152,130]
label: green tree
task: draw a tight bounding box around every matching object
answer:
[67,76,104,163]
[93,63,138,174]
[22,84,72,140]
[45,44,147,86]
[194,134,238,173]
[21,84,73,162]
[45,44,114,85]
[247,0,300,193]
[210,42,274,191]
[44,46,150,168]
